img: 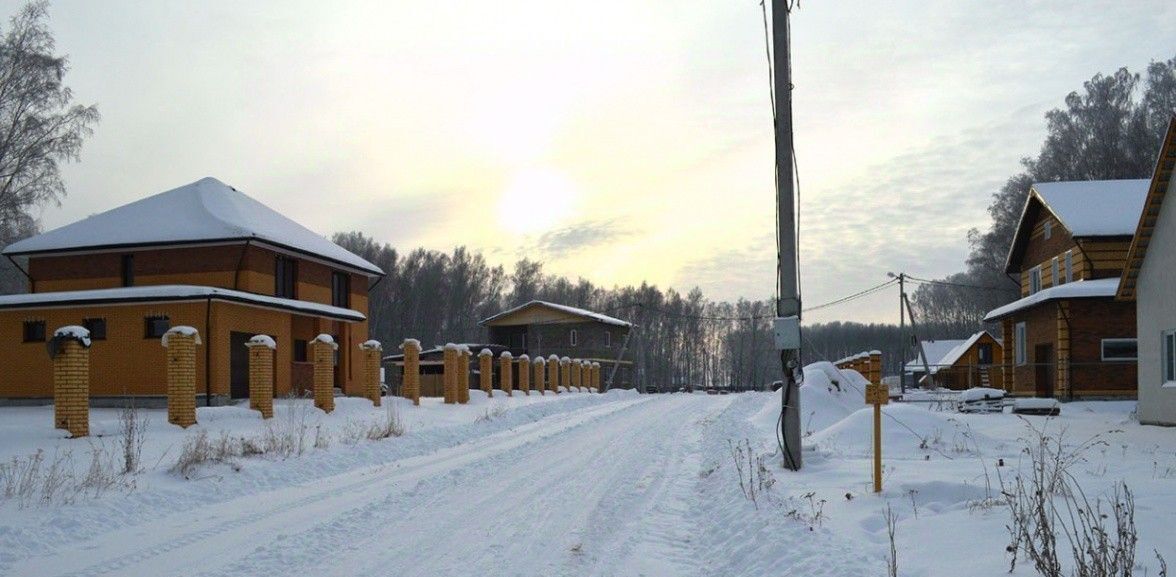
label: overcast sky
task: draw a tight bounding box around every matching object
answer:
[14,0,1175,323]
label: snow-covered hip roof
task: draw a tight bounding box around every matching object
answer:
[0,284,365,321]
[2,177,383,276]
[982,278,1119,322]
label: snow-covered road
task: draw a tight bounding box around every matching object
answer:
[9,393,815,577]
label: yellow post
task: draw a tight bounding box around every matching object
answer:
[246,334,275,419]
[359,339,382,407]
[499,351,514,397]
[402,338,421,406]
[51,326,92,437]
[533,356,546,395]
[479,349,494,398]
[571,359,582,391]
[163,327,200,428]
[865,377,889,493]
[547,355,560,394]
[443,343,458,404]
[518,354,531,395]
[592,362,601,392]
[869,350,882,386]
[458,347,471,404]
[311,334,337,413]
[560,357,571,393]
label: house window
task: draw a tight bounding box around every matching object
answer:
[1029,266,1042,294]
[1043,220,1052,240]
[1101,338,1138,361]
[569,329,578,347]
[1015,322,1027,366]
[144,315,170,339]
[294,339,308,362]
[82,318,107,340]
[331,272,350,308]
[1051,257,1060,287]
[23,320,46,343]
[514,331,527,349]
[275,256,297,299]
[604,331,612,348]
[121,254,134,287]
[1163,330,1176,383]
[1064,250,1073,283]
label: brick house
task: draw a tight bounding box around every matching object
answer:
[480,301,633,389]
[1117,116,1176,425]
[984,179,1148,398]
[0,177,383,405]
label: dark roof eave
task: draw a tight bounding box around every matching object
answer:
[0,292,365,322]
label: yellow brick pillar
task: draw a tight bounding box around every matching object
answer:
[560,357,571,393]
[499,351,514,397]
[574,360,584,391]
[533,357,546,395]
[402,338,421,406]
[458,347,471,404]
[51,326,92,437]
[1057,302,1070,399]
[479,349,494,398]
[163,326,200,428]
[869,350,882,386]
[593,362,601,392]
[246,334,275,419]
[360,339,382,407]
[311,334,338,413]
[1002,318,1014,393]
[518,354,531,395]
[443,343,458,404]
[547,355,560,394]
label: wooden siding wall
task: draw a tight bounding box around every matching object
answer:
[938,333,1004,390]
[1075,238,1132,280]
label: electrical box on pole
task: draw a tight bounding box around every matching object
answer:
[771,0,802,472]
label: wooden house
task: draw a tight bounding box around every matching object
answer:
[1117,116,1176,425]
[904,332,1003,390]
[479,300,633,389]
[984,179,1148,398]
[0,177,383,405]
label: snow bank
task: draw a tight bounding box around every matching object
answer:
[807,404,1003,458]
[605,388,640,398]
[750,362,866,436]
[959,387,1005,402]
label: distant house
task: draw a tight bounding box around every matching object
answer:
[1117,116,1176,425]
[479,301,633,389]
[983,179,1148,398]
[0,177,383,405]
[904,331,1003,390]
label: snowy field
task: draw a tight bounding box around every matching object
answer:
[0,368,1173,577]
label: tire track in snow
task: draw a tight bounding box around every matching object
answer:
[5,396,650,577]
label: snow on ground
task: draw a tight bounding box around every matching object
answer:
[1,366,1174,576]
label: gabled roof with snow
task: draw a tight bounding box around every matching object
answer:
[1118,116,1176,301]
[2,177,383,276]
[479,300,632,327]
[0,284,365,321]
[904,339,966,374]
[936,331,1000,370]
[983,277,1119,321]
[1004,179,1149,273]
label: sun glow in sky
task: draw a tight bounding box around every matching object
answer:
[23,0,1176,323]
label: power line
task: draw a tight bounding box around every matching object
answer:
[802,278,897,314]
[905,275,1016,293]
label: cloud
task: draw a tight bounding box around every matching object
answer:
[533,218,634,258]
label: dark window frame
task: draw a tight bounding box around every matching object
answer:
[331,271,351,308]
[121,254,134,287]
[144,315,170,339]
[275,256,298,299]
[23,320,46,343]
[82,317,107,340]
[1101,338,1138,362]
[294,339,308,362]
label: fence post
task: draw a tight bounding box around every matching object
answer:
[571,359,582,391]
[533,356,546,395]
[51,326,92,437]
[443,343,458,404]
[360,339,382,407]
[458,346,471,404]
[311,334,337,413]
[560,357,571,393]
[163,326,200,428]
[518,354,530,395]
[479,349,494,397]
[593,362,602,392]
[402,338,421,406]
[499,351,513,397]
[246,334,275,419]
[548,355,560,394]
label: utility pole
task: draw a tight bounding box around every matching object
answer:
[771,0,802,472]
[898,273,905,394]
